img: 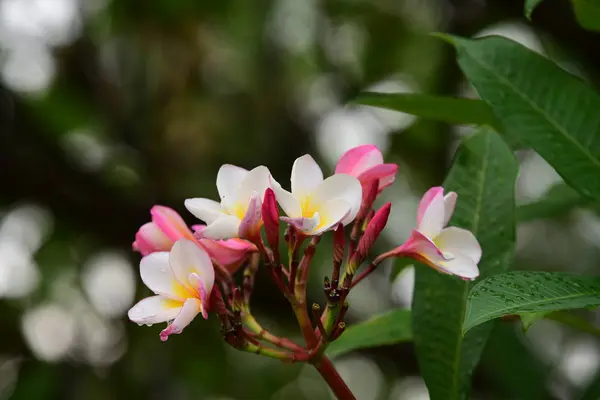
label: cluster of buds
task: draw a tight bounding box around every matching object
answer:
[127,144,481,365]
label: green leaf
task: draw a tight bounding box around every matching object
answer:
[412,127,518,400]
[326,309,412,358]
[580,369,600,400]
[524,0,545,19]
[447,35,600,201]
[572,0,600,31]
[352,92,499,127]
[463,271,600,333]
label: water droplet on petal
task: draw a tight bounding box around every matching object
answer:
[442,251,454,260]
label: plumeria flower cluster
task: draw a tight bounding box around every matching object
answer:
[127,144,481,395]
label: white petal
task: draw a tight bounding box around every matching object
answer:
[128,295,182,325]
[140,252,191,300]
[443,192,457,227]
[435,227,482,264]
[417,190,445,238]
[291,155,323,199]
[199,215,241,240]
[312,174,362,225]
[236,166,272,206]
[217,164,248,208]
[185,198,224,225]
[169,240,215,295]
[271,180,302,217]
[312,199,351,235]
[160,298,202,341]
[432,251,479,280]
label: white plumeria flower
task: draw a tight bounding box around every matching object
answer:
[184,165,271,240]
[128,239,215,341]
[388,186,481,280]
[272,154,362,235]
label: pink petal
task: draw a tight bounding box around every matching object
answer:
[133,222,173,255]
[358,163,398,192]
[238,192,262,239]
[355,202,391,261]
[416,187,446,237]
[159,298,203,341]
[335,144,382,176]
[261,188,280,252]
[388,229,479,280]
[198,238,257,274]
[151,206,194,242]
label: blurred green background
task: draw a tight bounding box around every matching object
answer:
[2,0,600,399]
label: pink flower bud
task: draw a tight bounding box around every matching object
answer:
[132,222,173,256]
[193,225,258,274]
[335,144,398,195]
[355,202,391,262]
[133,206,195,256]
[262,188,280,253]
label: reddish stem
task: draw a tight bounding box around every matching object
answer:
[312,356,356,400]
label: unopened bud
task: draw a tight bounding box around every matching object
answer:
[355,202,391,262]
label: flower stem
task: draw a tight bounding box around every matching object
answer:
[312,356,356,400]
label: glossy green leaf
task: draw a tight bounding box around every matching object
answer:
[326,309,412,358]
[447,35,600,201]
[412,127,518,400]
[464,272,600,333]
[524,0,544,18]
[352,92,499,127]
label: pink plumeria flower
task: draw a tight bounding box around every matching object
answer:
[335,144,398,196]
[185,165,271,240]
[133,206,195,255]
[192,225,257,274]
[128,239,215,341]
[271,154,362,235]
[386,187,481,280]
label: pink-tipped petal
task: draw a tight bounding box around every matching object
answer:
[169,240,215,297]
[435,227,482,264]
[443,192,458,227]
[390,229,479,280]
[140,252,191,300]
[159,298,202,341]
[238,192,262,239]
[198,238,257,274]
[151,206,194,242]
[133,222,173,255]
[189,273,209,319]
[416,187,446,237]
[358,163,398,192]
[335,144,382,176]
[128,295,183,325]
